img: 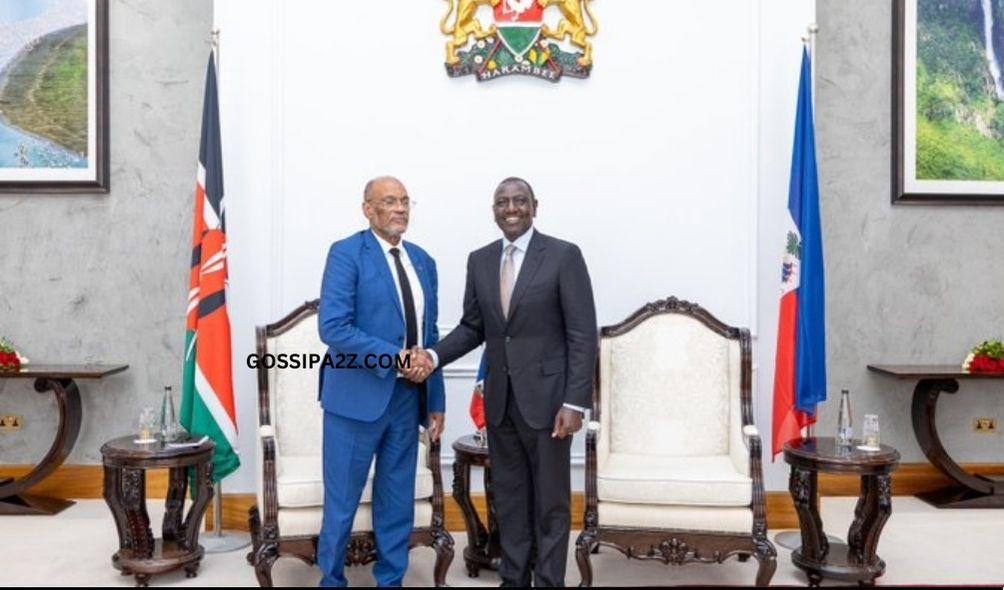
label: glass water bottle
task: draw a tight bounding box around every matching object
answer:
[836,389,853,447]
[159,385,181,442]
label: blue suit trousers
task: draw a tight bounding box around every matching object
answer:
[317,380,420,587]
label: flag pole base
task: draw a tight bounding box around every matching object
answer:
[200,481,251,553]
[774,530,843,551]
[202,530,252,554]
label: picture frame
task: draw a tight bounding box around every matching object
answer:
[0,0,109,194]
[893,0,1004,204]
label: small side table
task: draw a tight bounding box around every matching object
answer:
[784,437,899,587]
[451,434,501,577]
[101,435,215,587]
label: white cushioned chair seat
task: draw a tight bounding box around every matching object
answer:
[276,451,434,508]
[597,453,751,507]
[277,501,434,536]
[598,501,753,533]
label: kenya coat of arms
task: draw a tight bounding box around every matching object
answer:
[440,0,598,82]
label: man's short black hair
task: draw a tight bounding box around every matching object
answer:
[495,176,536,201]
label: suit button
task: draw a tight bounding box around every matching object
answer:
[505,336,511,343]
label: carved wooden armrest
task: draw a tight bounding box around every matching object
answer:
[742,424,768,535]
[426,436,441,471]
[426,436,446,529]
[258,431,280,540]
[583,420,599,527]
[742,425,763,462]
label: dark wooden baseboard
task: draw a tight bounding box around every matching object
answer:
[4,462,1001,532]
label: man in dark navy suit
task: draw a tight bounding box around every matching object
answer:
[423,177,597,586]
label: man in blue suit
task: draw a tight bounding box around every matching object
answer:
[316,176,444,587]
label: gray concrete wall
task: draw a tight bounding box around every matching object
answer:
[0,0,213,465]
[816,0,1004,462]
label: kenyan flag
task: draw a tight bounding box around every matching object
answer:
[181,52,240,483]
[494,0,544,57]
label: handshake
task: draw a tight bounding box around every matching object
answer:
[397,346,435,383]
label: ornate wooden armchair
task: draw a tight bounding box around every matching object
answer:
[575,297,776,586]
[247,300,454,586]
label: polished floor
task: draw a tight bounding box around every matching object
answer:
[2,497,1002,586]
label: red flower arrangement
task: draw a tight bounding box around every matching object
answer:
[0,339,22,372]
[962,340,1004,374]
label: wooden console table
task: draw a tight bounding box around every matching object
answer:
[868,364,1004,508]
[0,364,128,515]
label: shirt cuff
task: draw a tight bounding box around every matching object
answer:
[562,403,585,414]
[427,348,439,369]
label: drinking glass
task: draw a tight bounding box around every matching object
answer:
[136,407,158,443]
[860,414,881,451]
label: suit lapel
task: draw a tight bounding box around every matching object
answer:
[507,231,546,321]
[485,240,505,324]
[364,231,404,322]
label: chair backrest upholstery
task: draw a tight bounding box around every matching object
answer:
[255,300,432,512]
[263,306,327,459]
[597,300,749,474]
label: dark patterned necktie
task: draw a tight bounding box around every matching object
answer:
[389,248,418,348]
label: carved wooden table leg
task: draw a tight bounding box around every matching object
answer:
[123,468,155,560]
[790,467,827,564]
[846,475,891,585]
[846,474,875,564]
[104,465,134,575]
[162,467,187,547]
[106,466,155,586]
[482,457,503,569]
[181,460,215,577]
[453,457,487,577]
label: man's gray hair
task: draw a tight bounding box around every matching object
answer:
[364,175,403,201]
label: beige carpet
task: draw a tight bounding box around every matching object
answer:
[1,497,1001,586]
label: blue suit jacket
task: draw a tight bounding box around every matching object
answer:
[317,230,445,425]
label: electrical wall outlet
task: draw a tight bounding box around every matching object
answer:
[973,417,998,434]
[0,415,23,432]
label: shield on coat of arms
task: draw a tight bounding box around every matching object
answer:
[493,0,544,58]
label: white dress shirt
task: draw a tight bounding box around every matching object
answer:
[371,230,425,348]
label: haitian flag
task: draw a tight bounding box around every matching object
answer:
[470,353,487,430]
[180,52,240,481]
[494,0,544,58]
[771,48,826,458]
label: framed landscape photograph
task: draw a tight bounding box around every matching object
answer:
[0,0,108,193]
[894,0,1004,204]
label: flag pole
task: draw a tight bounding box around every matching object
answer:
[807,23,818,126]
[797,24,818,444]
[211,28,220,69]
